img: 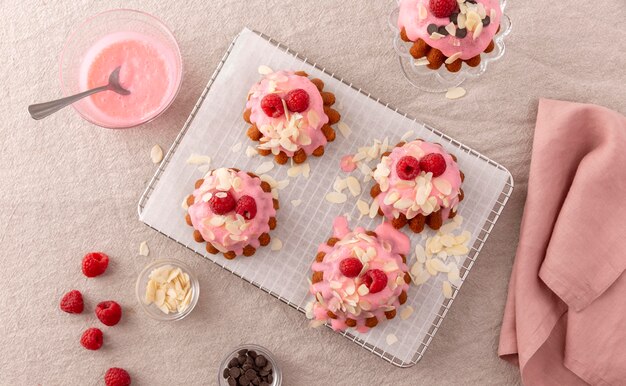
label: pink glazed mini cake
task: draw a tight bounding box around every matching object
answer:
[309,216,411,333]
[243,70,340,165]
[370,139,465,233]
[185,168,279,259]
[398,0,502,71]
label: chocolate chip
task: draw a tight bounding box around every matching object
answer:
[230,367,241,379]
[252,378,260,386]
[223,368,230,379]
[262,362,272,372]
[238,376,249,386]
[238,349,248,356]
[228,377,236,386]
[238,355,246,365]
[267,374,273,383]
[455,28,467,38]
[437,26,449,36]
[245,369,257,379]
[259,370,269,377]
[255,356,267,368]
[427,24,438,35]
[242,363,252,371]
[248,350,257,359]
[449,12,458,24]
[229,358,239,368]
[260,383,269,386]
[482,16,490,26]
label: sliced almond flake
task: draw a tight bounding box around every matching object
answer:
[368,199,380,219]
[291,199,302,207]
[448,244,470,256]
[150,145,163,164]
[276,179,290,190]
[453,215,464,225]
[425,259,438,276]
[445,23,457,37]
[359,300,372,311]
[309,319,325,328]
[418,3,428,19]
[395,275,405,286]
[445,52,462,65]
[325,192,347,204]
[477,3,486,18]
[155,289,166,306]
[139,241,150,256]
[307,110,319,128]
[145,280,156,304]
[346,176,361,197]
[255,162,275,175]
[357,284,370,296]
[490,8,496,21]
[445,87,467,100]
[401,130,414,141]
[356,200,370,216]
[440,234,456,247]
[414,58,430,66]
[333,177,347,193]
[302,162,311,178]
[337,122,352,138]
[181,196,190,210]
[386,333,398,346]
[245,146,258,158]
[473,22,483,40]
[400,306,414,320]
[430,32,445,40]
[412,269,431,285]
[458,13,467,29]
[270,238,283,251]
[230,142,242,153]
[448,264,462,286]
[186,154,211,165]
[443,281,453,299]
[382,261,399,273]
[431,258,450,273]
[258,65,273,75]
[411,262,424,277]
[415,244,426,263]
[329,281,342,290]
[439,221,459,235]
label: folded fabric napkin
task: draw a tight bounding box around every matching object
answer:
[498,99,626,386]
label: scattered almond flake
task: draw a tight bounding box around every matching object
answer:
[445,52,462,65]
[270,238,283,251]
[439,221,460,235]
[445,87,467,100]
[400,306,414,320]
[337,122,352,138]
[258,65,273,75]
[425,259,438,276]
[401,130,414,142]
[356,200,370,216]
[255,162,275,175]
[346,176,361,197]
[440,234,456,247]
[198,164,212,174]
[418,3,427,19]
[443,281,453,299]
[139,241,150,256]
[301,162,311,178]
[412,268,431,285]
[431,258,450,273]
[150,145,163,164]
[368,199,380,219]
[245,146,258,158]
[325,192,348,204]
[414,58,430,66]
[448,264,462,286]
[186,154,211,165]
[430,32,445,40]
[230,142,242,153]
[333,177,347,193]
[415,244,426,264]
[291,199,302,207]
[287,164,302,178]
[309,319,325,328]
[276,179,290,190]
[473,22,483,40]
[453,215,464,225]
[386,333,398,346]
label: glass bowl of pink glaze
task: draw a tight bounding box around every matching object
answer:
[389,0,511,93]
[60,9,183,129]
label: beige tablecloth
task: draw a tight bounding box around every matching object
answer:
[1,1,624,385]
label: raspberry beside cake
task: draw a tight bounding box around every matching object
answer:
[370,140,464,232]
[243,69,340,165]
[185,167,278,259]
[309,216,411,333]
[398,0,502,72]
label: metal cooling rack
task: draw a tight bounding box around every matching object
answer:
[138,28,514,367]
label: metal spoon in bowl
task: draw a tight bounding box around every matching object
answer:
[28,66,130,120]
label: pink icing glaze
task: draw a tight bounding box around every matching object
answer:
[373,140,462,222]
[309,217,410,333]
[340,154,357,172]
[246,70,329,157]
[398,0,502,60]
[187,168,276,256]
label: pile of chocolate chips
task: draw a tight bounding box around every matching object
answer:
[222,348,274,386]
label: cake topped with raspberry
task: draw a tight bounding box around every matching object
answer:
[308,216,411,333]
[185,167,278,259]
[398,0,502,71]
[243,69,340,165]
[370,139,464,233]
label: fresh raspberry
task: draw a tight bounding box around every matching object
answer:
[260,94,285,118]
[285,88,310,113]
[82,252,109,278]
[419,153,447,177]
[235,195,257,220]
[363,269,388,294]
[95,301,122,326]
[209,191,236,215]
[105,368,131,386]
[60,290,84,314]
[80,328,103,350]
[396,156,421,180]
[339,257,363,278]
[429,0,458,18]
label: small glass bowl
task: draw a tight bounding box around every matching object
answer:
[218,344,282,386]
[389,0,512,92]
[135,259,199,321]
[59,9,183,128]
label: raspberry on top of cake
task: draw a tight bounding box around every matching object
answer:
[398,0,502,67]
[244,69,340,164]
[187,168,276,257]
[309,216,411,333]
[371,140,464,232]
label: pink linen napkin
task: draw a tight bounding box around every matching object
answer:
[498,99,626,386]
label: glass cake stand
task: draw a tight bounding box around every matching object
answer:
[389,0,512,93]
